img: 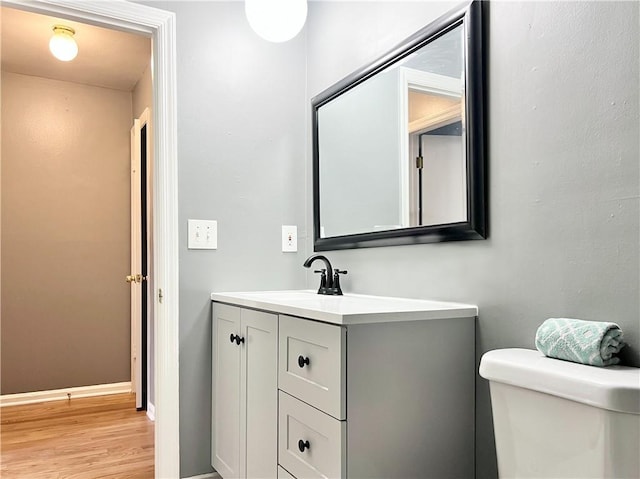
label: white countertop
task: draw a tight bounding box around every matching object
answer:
[210,290,478,325]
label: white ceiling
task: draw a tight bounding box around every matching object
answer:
[1,6,151,91]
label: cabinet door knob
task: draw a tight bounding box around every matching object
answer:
[229,333,236,344]
[297,355,310,368]
[229,334,244,345]
[298,439,310,453]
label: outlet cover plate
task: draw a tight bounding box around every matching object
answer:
[282,225,297,252]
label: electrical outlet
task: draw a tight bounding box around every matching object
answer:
[188,219,217,249]
[282,225,297,252]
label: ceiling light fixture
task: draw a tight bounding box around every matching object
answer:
[49,25,78,62]
[245,0,307,43]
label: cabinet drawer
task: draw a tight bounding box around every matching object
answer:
[278,466,296,479]
[278,315,346,419]
[278,391,345,479]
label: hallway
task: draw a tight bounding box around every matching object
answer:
[0,393,154,478]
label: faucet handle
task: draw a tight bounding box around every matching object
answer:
[331,269,347,296]
[312,269,327,292]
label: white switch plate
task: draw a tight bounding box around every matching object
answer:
[282,225,297,252]
[188,219,217,249]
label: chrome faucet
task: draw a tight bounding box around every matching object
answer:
[303,254,347,295]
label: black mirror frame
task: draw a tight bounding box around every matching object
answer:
[312,0,486,251]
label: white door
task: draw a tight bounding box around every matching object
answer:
[129,118,142,409]
[129,108,151,410]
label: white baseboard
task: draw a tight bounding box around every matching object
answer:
[0,382,132,407]
[147,401,156,421]
[182,474,220,479]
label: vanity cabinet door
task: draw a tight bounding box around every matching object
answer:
[242,309,278,479]
[212,304,241,478]
[212,304,278,479]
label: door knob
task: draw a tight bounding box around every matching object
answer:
[126,274,147,283]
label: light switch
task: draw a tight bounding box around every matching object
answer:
[188,219,217,250]
[282,225,297,252]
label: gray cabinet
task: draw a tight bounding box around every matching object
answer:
[277,315,475,479]
[211,303,278,479]
[212,292,476,479]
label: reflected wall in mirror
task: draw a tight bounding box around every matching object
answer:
[312,1,485,250]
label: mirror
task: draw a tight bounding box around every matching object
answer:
[312,1,485,250]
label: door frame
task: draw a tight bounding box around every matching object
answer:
[2,1,180,477]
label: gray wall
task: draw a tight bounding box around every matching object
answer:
[1,72,132,394]
[143,2,307,476]
[306,2,639,479]
[142,1,638,477]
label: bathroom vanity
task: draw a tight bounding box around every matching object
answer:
[210,290,477,479]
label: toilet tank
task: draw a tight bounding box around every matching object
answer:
[479,348,640,479]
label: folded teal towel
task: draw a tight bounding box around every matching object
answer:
[535,318,625,367]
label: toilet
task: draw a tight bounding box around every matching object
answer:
[479,348,640,479]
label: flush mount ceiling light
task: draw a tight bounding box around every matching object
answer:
[245,0,307,43]
[49,25,78,62]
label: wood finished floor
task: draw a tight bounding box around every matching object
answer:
[0,393,154,479]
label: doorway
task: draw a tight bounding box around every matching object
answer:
[1,1,179,477]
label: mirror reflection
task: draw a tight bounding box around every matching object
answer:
[318,24,465,238]
[312,1,485,250]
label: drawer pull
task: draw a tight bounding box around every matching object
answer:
[298,439,310,453]
[229,334,245,345]
[297,355,310,368]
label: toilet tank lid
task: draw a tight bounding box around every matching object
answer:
[479,348,640,414]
